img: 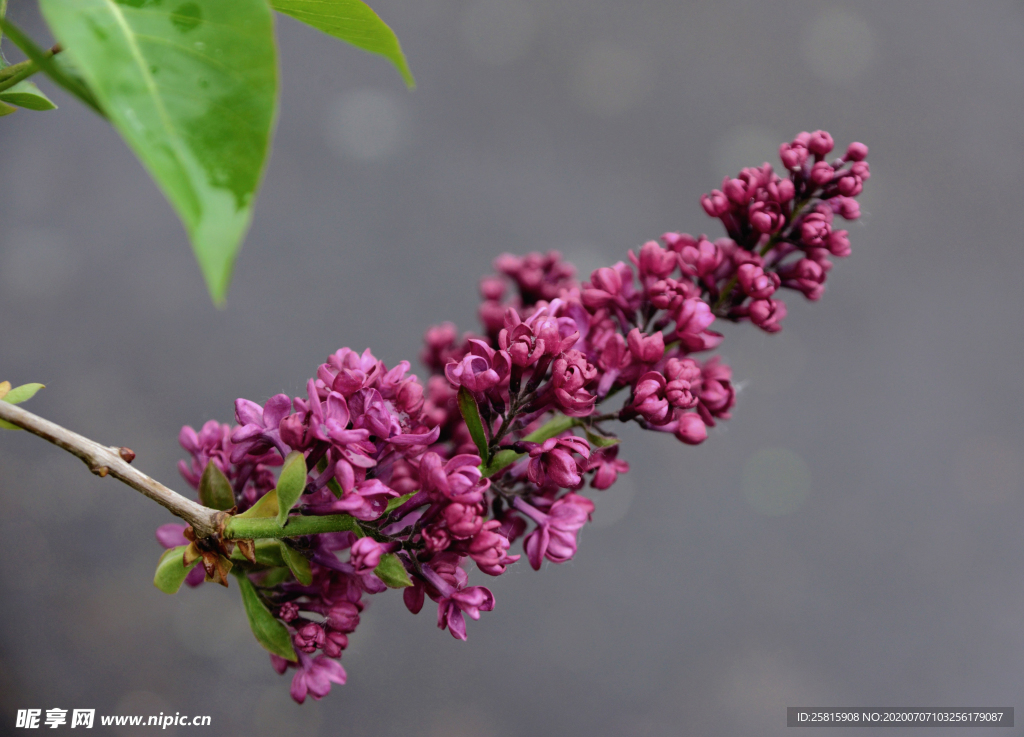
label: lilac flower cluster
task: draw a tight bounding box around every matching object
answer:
[159,131,867,703]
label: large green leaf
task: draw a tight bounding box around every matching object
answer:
[38,0,279,305]
[270,0,413,88]
[235,572,297,661]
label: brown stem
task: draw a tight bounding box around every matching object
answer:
[0,401,221,537]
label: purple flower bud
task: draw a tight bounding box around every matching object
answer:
[325,601,361,632]
[661,232,698,253]
[678,237,723,279]
[581,266,624,309]
[630,240,678,280]
[468,520,520,575]
[586,445,630,490]
[675,412,708,445]
[551,351,598,417]
[836,173,863,196]
[443,501,485,540]
[833,196,861,220]
[809,160,835,186]
[828,229,851,257]
[279,602,300,622]
[295,622,326,654]
[525,435,592,489]
[807,129,834,156]
[723,178,750,205]
[674,298,715,337]
[844,141,868,161]
[699,358,736,420]
[665,357,701,409]
[749,200,783,234]
[800,212,832,247]
[780,257,827,300]
[626,328,665,364]
[737,263,780,299]
[479,275,506,301]
[779,134,810,170]
[748,297,787,332]
[631,371,671,425]
[349,537,385,573]
[850,161,870,180]
[321,629,349,658]
[420,452,489,502]
[445,354,500,394]
[423,524,452,553]
[700,189,731,217]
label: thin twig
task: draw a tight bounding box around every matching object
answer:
[0,401,222,537]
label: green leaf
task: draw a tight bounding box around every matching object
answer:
[235,488,278,519]
[229,538,285,566]
[0,99,14,115]
[279,542,312,585]
[479,413,580,478]
[385,491,416,513]
[0,19,102,113]
[0,79,56,110]
[275,451,308,526]
[260,566,292,587]
[457,387,489,460]
[153,545,201,594]
[270,0,414,89]
[326,476,343,499]
[585,429,620,448]
[373,552,412,588]
[198,460,234,510]
[235,572,298,661]
[37,0,279,305]
[3,383,44,404]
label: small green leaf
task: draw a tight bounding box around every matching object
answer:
[229,538,285,567]
[0,99,14,115]
[585,430,620,448]
[153,545,201,594]
[479,413,579,478]
[385,491,416,513]
[260,566,292,587]
[270,0,414,89]
[0,19,101,113]
[373,552,412,588]
[235,572,297,661]
[37,0,279,304]
[0,79,56,110]
[3,383,44,404]
[524,414,578,443]
[235,488,278,519]
[326,476,343,499]
[279,542,312,585]
[457,387,489,460]
[276,451,308,526]
[199,461,235,510]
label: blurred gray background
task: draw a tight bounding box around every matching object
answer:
[2,0,1023,734]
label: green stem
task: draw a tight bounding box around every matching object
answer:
[225,513,362,540]
[0,57,36,89]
